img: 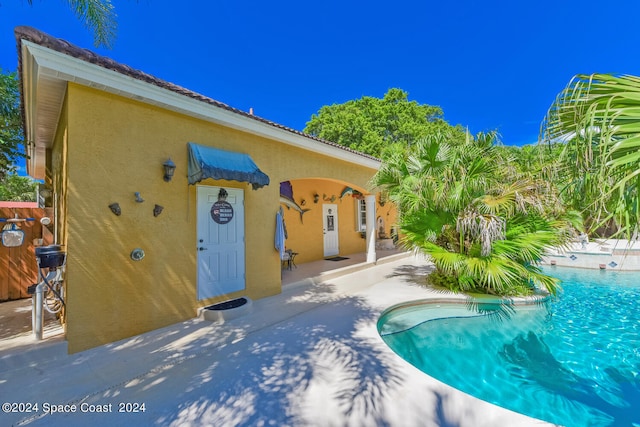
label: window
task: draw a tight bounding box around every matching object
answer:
[356,199,367,232]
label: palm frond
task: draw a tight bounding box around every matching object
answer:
[70,0,117,48]
[541,73,640,237]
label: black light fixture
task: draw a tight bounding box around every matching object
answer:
[163,158,176,182]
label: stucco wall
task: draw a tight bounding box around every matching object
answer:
[62,84,381,353]
[51,94,68,250]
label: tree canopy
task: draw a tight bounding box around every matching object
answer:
[0,173,37,202]
[0,70,23,180]
[304,88,464,157]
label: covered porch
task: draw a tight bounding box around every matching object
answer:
[281,248,411,286]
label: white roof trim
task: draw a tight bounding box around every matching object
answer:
[21,40,380,179]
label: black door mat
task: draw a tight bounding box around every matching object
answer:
[325,256,349,261]
[204,297,248,311]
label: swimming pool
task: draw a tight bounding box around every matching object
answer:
[378,266,640,427]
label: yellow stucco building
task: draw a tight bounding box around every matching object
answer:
[16,26,397,353]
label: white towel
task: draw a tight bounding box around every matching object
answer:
[275,211,286,260]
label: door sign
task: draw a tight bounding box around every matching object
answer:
[210,188,234,224]
[326,209,335,231]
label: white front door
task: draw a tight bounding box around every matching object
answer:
[197,186,245,300]
[323,204,339,257]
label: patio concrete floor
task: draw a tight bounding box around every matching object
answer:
[0,251,551,427]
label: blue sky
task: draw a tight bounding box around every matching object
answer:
[2,0,640,148]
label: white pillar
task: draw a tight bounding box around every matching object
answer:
[365,194,377,263]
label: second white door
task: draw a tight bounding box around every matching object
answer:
[323,204,339,257]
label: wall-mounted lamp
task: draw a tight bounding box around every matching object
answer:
[379,191,388,207]
[38,184,53,208]
[39,187,52,199]
[163,158,176,182]
[313,193,319,204]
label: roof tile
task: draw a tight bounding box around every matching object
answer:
[14,26,379,162]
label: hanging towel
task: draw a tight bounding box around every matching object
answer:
[275,210,286,260]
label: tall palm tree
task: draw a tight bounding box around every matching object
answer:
[373,131,574,296]
[27,0,117,48]
[541,73,640,237]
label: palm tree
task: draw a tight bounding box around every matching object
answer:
[373,131,575,296]
[541,73,640,237]
[27,0,117,48]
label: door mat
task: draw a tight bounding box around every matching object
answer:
[325,256,349,261]
[204,297,248,311]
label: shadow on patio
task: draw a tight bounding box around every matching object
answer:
[1,253,545,427]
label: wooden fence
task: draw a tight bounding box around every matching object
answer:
[0,206,54,301]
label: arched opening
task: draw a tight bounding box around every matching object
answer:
[278,178,397,265]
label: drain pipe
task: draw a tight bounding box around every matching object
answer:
[32,282,45,340]
[32,215,55,340]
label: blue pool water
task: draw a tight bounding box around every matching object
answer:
[378,266,640,427]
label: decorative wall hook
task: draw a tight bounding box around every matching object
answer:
[134,192,145,203]
[130,248,145,261]
[153,204,164,217]
[108,203,121,216]
[313,193,319,204]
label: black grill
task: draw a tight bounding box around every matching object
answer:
[35,245,66,268]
